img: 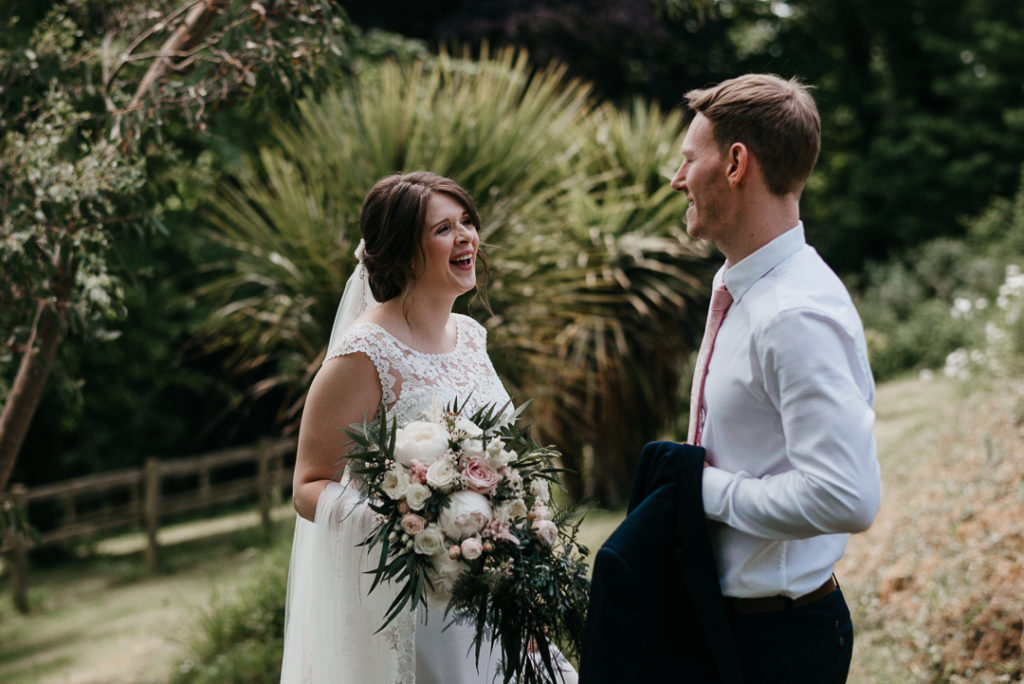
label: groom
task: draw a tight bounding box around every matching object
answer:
[582,74,882,683]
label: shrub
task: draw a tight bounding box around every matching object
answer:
[172,545,288,684]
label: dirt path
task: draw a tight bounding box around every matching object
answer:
[0,507,295,684]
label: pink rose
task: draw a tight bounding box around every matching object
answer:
[462,456,500,495]
[532,519,558,546]
[401,513,426,536]
[460,537,483,561]
[408,459,429,484]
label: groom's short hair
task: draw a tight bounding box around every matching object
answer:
[684,73,820,197]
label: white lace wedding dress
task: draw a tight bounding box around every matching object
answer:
[281,313,576,684]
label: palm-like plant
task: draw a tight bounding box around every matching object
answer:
[197,47,715,505]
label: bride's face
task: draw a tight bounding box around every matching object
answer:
[412,192,479,298]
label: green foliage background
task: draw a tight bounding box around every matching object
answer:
[3,0,1024,504]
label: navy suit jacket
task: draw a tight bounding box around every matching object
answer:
[579,441,743,683]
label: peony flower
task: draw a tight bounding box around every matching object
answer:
[439,490,492,540]
[532,519,558,546]
[460,537,483,560]
[530,478,551,504]
[407,458,429,484]
[461,438,485,458]
[404,483,431,511]
[462,456,501,495]
[400,513,426,536]
[394,421,449,467]
[413,524,445,556]
[426,458,461,492]
[494,498,528,523]
[381,467,411,500]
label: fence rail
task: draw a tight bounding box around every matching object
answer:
[1,437,295,613]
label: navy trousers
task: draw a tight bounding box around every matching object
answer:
[727,586,854,683]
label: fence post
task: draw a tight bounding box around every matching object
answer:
[257,439,271,534]
[144,458,160,573]
[9,484,30,614]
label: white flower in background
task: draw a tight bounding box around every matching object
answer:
[382,467,411,500]
[951,297,973,319]
[413,524,445,556]
[439,490,492,540]
[394,421,449,467]
[943,348,969,380]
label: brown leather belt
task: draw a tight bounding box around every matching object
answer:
[725,575,838,615]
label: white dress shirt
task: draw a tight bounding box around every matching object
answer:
[700,223,882,599]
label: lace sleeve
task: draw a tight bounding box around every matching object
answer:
[326,324,399,406]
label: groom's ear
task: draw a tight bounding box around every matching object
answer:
[726,143,748,187]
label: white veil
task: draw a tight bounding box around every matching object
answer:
[280,240,415,684]
[325,240,380,357]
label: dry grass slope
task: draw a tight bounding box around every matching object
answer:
[842,374,1024,683]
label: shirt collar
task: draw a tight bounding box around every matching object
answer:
[719,222,805,303]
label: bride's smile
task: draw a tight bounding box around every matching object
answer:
[415,192,480,296]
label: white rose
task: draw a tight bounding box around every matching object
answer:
[530,478,551,504]
[381,467,411,500]
[453,415,483,438]
[413,524,445,556]
[495,498,528,523]
[404,483,431,511]
[439,490,492,540]
[394,421,449,467]
[426,551,470,606]
[426,458,461,492]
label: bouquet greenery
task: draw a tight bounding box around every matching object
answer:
[342,398,590,683]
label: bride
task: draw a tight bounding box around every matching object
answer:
[281,172,577,683]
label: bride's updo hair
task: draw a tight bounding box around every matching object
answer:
[359,171,489,303]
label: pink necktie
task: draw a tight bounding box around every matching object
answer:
[687,284,733,446]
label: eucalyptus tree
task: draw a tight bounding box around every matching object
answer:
[199,48,715,504]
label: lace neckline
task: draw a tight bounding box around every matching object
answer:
[354,315,465,358]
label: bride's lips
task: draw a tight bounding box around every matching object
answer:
[450,252,475,270]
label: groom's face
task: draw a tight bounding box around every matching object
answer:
[671,114,733,245]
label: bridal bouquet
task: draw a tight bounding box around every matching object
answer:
[343,398,590,684]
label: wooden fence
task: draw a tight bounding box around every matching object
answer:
[1,437,295,613]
